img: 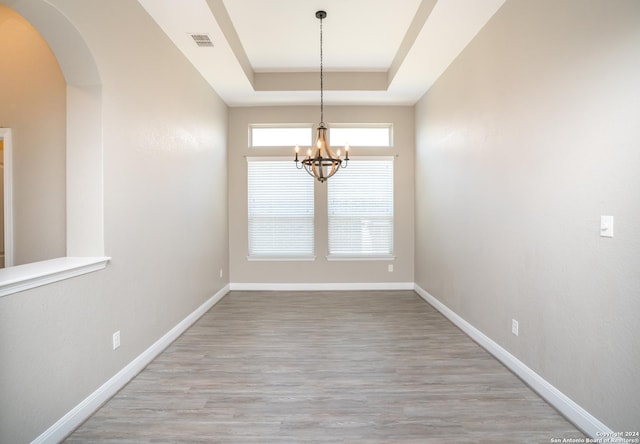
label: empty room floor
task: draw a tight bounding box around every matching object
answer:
[66,290,584,443]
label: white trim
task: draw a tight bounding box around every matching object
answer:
[229,282,414,291]
[246,155,297,162]
[247,255,316,262]
[0,257,110,298]
[341,155,395,161]
[413,284,614,439]
[329,123,393,128]
[32,284,230,444]
[326,255,395,261]
[0,128,14,267]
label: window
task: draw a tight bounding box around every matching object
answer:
[329,124,392,147]
[327,158,394,257]
[247,159,314,258]
[249,125,312,147]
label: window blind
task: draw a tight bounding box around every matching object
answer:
[247,159,314,257]
[327,158,394,256]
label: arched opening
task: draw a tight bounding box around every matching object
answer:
[0,3,66,266]
[0,0,107,294]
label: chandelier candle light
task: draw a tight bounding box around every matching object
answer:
[295,10,349,183]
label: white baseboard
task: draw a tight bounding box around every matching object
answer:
[32,284,230,444]
[229,282,415,291]
[413,284,612,438]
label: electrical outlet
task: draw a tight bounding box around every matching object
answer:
[511,319,519,336]
[388,264,394,273]
[219,268,223,278]
[112,331,121,350]
[600,215,614,238]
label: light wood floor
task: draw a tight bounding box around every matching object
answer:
[66,291,584,443]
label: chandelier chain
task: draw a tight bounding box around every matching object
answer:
[319,13,324,125]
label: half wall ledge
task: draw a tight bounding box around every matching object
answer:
[0,256,110,297]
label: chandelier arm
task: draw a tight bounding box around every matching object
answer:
[302,163,316,179]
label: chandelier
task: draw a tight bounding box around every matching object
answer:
[295,10,349,183]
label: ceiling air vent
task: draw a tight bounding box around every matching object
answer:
[189,33,213,47]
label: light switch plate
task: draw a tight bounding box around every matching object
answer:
[113,331,121,350]
[600,215,614,238]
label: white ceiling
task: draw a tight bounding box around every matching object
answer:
[225,0,423,72]
[137,0,506,106]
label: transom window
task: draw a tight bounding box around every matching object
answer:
[329,124,393,147]
[249,125,313,147]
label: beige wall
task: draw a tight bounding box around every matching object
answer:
[0,1,228,442]
[228,106,414,285]
[0,4,66,264]
[415,0,640,431]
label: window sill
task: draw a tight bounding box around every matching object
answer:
[0,256,111,298]
[326,255,395,261]
[247,255,316,262]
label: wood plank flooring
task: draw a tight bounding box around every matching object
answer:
[66,291,584,443]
